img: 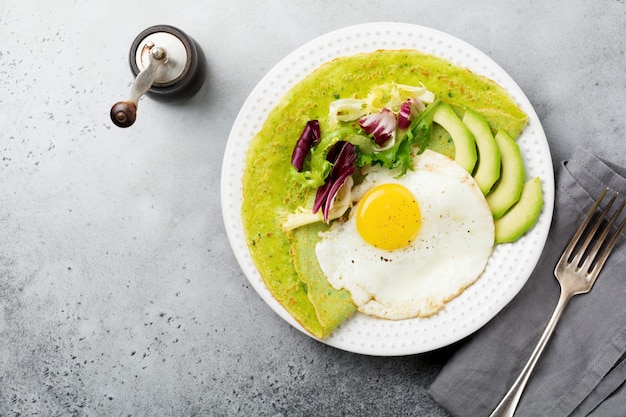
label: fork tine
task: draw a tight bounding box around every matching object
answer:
[562,188,608,264]
[570,190,617,267]
[586,200,626,277]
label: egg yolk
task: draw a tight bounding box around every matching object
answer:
[356,183,422,251]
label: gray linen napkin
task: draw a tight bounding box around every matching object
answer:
[429,147,626,417]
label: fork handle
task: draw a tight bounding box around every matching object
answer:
[489,290,572,417]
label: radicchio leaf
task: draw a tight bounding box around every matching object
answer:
[312,141,356,222]
[397,98,425,130]
[358,108,396,146]
[397,100,414,130]
[291,120,321,171]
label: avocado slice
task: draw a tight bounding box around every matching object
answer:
[433,102,477,173]
[485,130,525,219]
[463,108,501,195]
[494,177,543,243]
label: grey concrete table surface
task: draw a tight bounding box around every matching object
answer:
[1,1,625,416]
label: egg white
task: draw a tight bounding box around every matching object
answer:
[315,149,494,320]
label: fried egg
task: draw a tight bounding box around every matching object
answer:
[315,149,494,320]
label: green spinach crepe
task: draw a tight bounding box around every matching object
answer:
[241,50,527,338]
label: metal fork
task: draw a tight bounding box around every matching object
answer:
[490,188,626,417]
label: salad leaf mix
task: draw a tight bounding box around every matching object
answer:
[285,83,441,230]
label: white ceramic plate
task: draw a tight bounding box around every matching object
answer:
[221,22,554,356]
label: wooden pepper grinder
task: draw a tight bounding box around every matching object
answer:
[110,25,207,128]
